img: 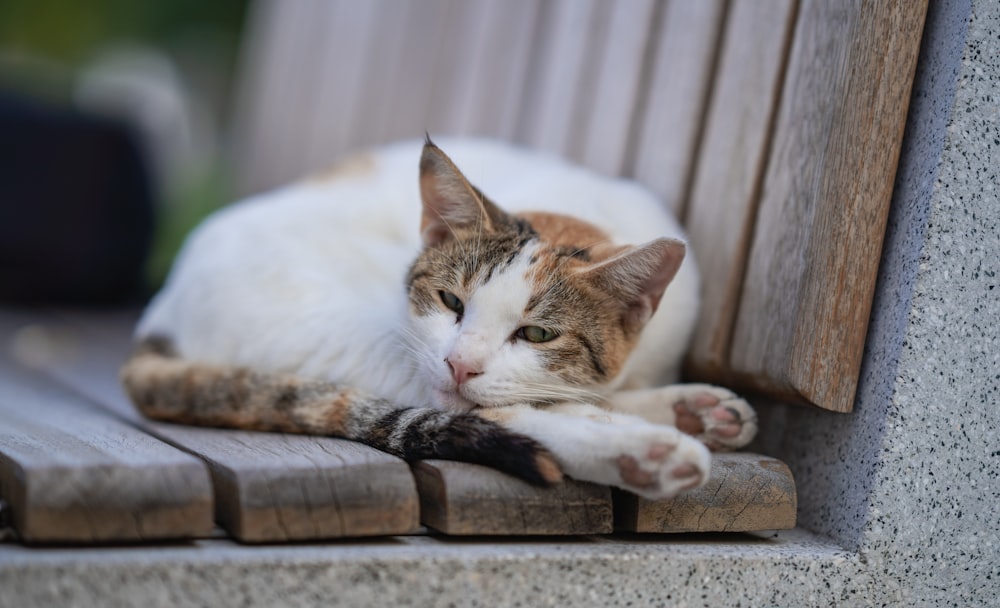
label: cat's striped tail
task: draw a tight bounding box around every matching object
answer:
[120,337,562,486]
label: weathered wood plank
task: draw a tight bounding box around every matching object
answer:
[515,0,605,156]
[412,460,613,535]
[728,0,928,411]
[614,453,796,533]
[157,427,420,543]
[28,313,421,543]
[682,0,798,384]
[233,0,334,193]
[356,0,453,146]
[629,0,726,216]
[425,0,540,138]
[302,0,384,172]
[0,316,214,544]
[575,0,657,176]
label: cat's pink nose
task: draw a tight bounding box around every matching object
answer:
[446,358,482,385]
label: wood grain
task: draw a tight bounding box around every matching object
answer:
[171,429,420,543]
[28,312,421,543]
[614,452,796,533]
[425,0,540,139]
[412,460,613,535]
[682,0,798,384]
[727,0,928,411]
[515,0,606,157]
[574,0,657,176]
[0,315,214,544]
[628,0,726,215]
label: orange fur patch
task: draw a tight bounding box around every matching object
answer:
[517,211,628,263]
[475,407,519,424]
[319,390,354,434]
[516,212,638,381]
[535,452,564,484]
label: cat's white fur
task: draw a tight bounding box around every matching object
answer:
[138,138,754,499]
[140,138,699,403]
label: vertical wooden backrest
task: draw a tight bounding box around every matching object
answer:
[234,0,724,209]
[685,0,927,411]
[232,0,927,412]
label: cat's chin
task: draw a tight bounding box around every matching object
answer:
[433,388,479,412]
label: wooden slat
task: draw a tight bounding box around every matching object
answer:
[229,0,284,195]
[237,0,543,192]
[515,0,605,156]
[28,313,421,543]
[352,0,452,146]
[614,453,796,533]
[682,0,798,384]
[412,460,612,535]
[629,0,726,215]
[302,0,383,173]
[157,428,419,543]
[574,0,657,176]
[234,0,332,194]
[424,0,540,138]
[0,316,213,544]
[727,0,928,411]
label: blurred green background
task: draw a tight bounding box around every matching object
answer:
[0,0,249,288]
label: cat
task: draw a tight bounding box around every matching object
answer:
[121,137,757,500]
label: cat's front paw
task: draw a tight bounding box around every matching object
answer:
[613,428,710,500]
[671,384,758,451]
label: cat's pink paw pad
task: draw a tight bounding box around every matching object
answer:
[672,385,758,451]
[617,455,656,488]
[613,432,710,500]
[670,462,704,491]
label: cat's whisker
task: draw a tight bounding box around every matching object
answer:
[496,380,606,406]
[436,213,472,263]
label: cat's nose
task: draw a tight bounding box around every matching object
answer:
[446,357,483,385]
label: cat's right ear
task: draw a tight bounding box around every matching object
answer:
[419,140,505,247]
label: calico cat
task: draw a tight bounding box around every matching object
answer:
[122,137,757,500]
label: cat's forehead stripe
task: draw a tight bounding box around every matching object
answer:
[466,242,540,326]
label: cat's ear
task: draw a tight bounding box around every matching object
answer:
[579,238,686,333]
[419,139,506,246]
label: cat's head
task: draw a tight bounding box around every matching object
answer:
[406,140,684,411]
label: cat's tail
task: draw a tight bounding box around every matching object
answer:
[120,336,563,486]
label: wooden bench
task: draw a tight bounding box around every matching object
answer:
[0,310,794,543]
[0,0,926,546]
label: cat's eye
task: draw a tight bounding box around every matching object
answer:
[439,291,464,316]
[516,325,558,343]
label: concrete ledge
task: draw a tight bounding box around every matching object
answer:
[0,529,870,607]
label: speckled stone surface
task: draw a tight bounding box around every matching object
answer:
[2,1,997,606]
[769,0,1000,604]
[0,531,869,608]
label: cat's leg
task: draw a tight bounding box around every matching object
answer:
[477,403,710,500]
[605,385,758,451]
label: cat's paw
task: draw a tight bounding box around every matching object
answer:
[670,384,757,450]
[611,427,710,500]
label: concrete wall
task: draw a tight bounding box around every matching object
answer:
[767,0,999,602]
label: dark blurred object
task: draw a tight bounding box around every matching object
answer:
[0,92,154,305]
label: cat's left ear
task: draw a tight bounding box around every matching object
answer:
[579,238,686,333]
[419,139,506,247]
